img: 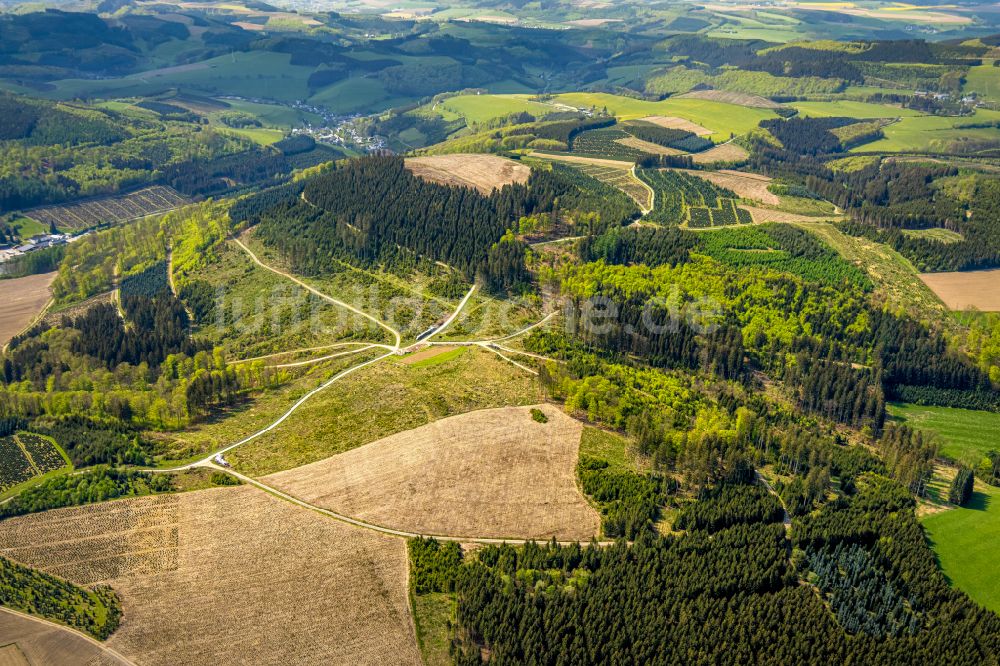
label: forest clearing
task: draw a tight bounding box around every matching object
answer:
[263,405,600,540]
[0,487,420,666]
[405,154,530,194]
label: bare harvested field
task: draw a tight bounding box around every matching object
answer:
[640,115,713,136]
[0,609,128,666]
[683,169,779,205]
[678,89,781,109]
[615,136,683,155]
[0,272,55,347]
[0,488,420,666]
[405,154,530,194]
[919,268,1000,311]
[264,405,600,541]
[691,143,749,164]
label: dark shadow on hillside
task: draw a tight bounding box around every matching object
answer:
[965,490,991,512]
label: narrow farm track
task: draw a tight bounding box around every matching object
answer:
[632,164,655,215]
[233,236,403,350]
[231,341,375,364]
[264,345,378,369]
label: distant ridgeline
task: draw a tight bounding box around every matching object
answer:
[246,155,621,293]
[0,93,342,217]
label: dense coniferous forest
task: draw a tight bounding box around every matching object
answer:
[253,155,617,292]
[408,480,1000,664]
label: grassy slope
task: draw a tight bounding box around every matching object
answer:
[859,108,1000,153]
[792,221,945,318]
[888,403,1000,467]
[44,51,315,103]
[228,346,543,475]
[922,484,1000,613]
[964,62,1000,102]
[791,100,923,119]
[413,592,455,666]
[439,94,555,124]
[550,92,776,139]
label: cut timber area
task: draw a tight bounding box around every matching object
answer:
[405,154,530,194]
[263,404,600,541]
[0,608,131,666]
[0,487,421,666]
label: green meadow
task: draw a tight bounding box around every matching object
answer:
[923,484,1000,613]
[888,403,1000,468]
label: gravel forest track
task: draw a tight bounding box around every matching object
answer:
[233,236,403,350]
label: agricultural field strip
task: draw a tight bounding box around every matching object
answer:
[208,463,610,547]
[233,236,403,349]
[0,607,136,666]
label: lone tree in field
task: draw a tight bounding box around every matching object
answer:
[949,468,974,506]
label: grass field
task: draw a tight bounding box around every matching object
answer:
[0,272,54,348]
[888,403,1000,467]
[45,52,315,103]
[438,94,555,124]
[0,609,130,665]
[412,592,453,666]
[963,62,1000,103]
[308,77,412,114]
[0,486,422,665]
[902,227,964,244]
[157,347,386,464]
[549,93,777,140]
[265,404,599,540]
[187,240,388,358]
[580,426,650,473]
[218,99,324,128]
[859,109,1000,154]
[922,484,1000,613]
[229,346,543,475]
[791,100,922,119]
